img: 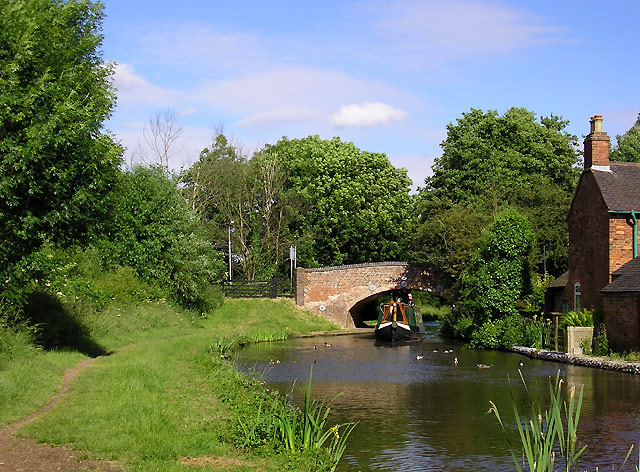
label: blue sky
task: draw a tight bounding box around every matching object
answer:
[102,0,640,189]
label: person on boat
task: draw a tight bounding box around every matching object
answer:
[407,293,415,307]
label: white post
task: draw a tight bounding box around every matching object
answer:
[228,221,234,280]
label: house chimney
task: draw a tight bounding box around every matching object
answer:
[584,114,610,170]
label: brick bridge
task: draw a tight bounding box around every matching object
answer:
[295,262,445,327]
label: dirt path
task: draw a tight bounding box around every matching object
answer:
[0,358,121,471]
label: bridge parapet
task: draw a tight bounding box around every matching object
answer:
[295,262,443,327]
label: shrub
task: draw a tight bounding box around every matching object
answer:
[450,209,537,346]
[561,309,594,328]
[95,166,224,310]
[470,314,524,349]
[521,316,544,349]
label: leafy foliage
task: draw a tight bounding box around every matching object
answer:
[445,209,538,347]
[0,0,122,278]
[414,108,579,285]
[266,136,413,267]
[183,134,295,279]
[96,166,224,309]
[611,113,640,162]
[561,309,594,328]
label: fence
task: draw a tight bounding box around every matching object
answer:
[220,278,292,298]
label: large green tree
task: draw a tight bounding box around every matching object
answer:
[413,108,579,283]
[611,113,640,162]
[0,0,122,279]
[265,136,414,267]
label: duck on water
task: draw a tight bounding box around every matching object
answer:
[374,294,424,343]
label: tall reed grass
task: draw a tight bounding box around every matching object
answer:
[490,370,637,472]
[277,366,357,471]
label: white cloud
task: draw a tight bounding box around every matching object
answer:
[179,107,198,116]
[330,102,407,128]
[191,66,415,130]
[235,108,320,128]
[356,0,568,66]
[113,63,176,105]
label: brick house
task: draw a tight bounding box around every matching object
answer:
[553,115,640,352]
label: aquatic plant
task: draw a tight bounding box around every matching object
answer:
[489,370,586,472]
[278,366,357,471]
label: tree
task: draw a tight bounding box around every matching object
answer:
[611,113,640,162]
[139,110,183,174]
[183,134,295,279]
[423,108,579,205]
[443,209,537,347]
[0,0,122,280]
[414,108,579,283]
[265,136,414,267]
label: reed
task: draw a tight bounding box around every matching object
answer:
[277,366,357,471]
[489,370,586,472]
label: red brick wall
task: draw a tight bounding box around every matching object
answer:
[295,262,438,326]
[568,172,610,310]
[609,216,634,274]
[584,133,610,168]
[602,292,640,352]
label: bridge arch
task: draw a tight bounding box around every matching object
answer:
[295,262,445,327]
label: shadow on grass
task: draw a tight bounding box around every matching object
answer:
[24,292,107,357]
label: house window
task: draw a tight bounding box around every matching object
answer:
[562,300,569,314]
[574,282,581,312]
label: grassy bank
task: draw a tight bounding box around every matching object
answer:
[2,298,342,471]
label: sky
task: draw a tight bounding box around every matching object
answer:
[101,0,640,190]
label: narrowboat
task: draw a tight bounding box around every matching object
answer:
[374,297,424,342]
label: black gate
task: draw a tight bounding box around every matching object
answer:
[220,278,292,298]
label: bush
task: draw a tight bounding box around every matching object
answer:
[469,314,523,349]
[521,316,544,349]
[592,324,610,356]
[95,166,224,310]
[561,309,594,328]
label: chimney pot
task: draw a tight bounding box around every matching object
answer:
[590,114,603,133]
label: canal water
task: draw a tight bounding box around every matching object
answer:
[237,323,640,471]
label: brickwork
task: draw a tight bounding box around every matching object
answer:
[567,172,610,310]
[295,262,440,327]
[609,216,634,274]
[602,292,640,352]
[584,134,610,168]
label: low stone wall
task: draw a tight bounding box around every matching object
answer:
[511,346,640,375]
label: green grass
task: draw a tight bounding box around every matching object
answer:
[9,298,342,471]
[0,346,85,425]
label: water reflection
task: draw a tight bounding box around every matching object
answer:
[237,324,640,471]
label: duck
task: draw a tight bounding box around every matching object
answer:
[518,360,524,368]
[433,349,439,353]
[324,341,332,347]
[415,355,424,360]
[477,363,493,369]
[454,357,459,365]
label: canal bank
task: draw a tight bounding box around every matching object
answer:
[512,345,640,375]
